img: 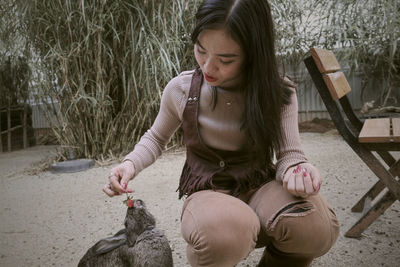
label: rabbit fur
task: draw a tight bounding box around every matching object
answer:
[78,199,173,267]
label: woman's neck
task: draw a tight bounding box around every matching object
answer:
[218,81,244,92]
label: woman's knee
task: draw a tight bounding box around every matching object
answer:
[268,195,339,257]
[181,190,260,266]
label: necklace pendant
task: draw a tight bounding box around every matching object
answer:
[226,102,232,106]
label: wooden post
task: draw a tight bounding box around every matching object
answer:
[0,109,2,153]
[23,103,27,149]
[7,106,11,152]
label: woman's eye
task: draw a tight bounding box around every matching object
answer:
[220,60,233,65]
[197,48,206,54]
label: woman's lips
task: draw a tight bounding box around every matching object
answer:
[204,73,217,83]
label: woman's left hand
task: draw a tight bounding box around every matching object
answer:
[282,163,321,198]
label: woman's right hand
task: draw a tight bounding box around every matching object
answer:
[103,161,135,197]
[282,163,321,198]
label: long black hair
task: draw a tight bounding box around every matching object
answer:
[191,0,293,167]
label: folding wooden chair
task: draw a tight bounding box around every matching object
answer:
[303,48,400,238]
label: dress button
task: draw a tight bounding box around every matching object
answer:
[219,161,225,168]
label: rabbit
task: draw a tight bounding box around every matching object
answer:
[78,199,173,267]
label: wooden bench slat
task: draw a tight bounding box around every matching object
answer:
[310,48,342,74]
[323,72,352,100]
[359,118,391,143]
[393,118,400,142]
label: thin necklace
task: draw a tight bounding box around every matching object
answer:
[217,87,238,107]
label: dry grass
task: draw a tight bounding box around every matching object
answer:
[19,0,201,159]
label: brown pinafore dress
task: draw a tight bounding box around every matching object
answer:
[178,68,274,199]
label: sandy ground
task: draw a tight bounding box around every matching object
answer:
[0,132,399,267]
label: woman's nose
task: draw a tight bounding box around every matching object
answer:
[204,58,217,73]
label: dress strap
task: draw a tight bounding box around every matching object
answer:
[182,67,203,147]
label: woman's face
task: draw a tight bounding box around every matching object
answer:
[194,28,245,89]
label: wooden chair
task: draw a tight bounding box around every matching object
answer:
[304,48,400,238]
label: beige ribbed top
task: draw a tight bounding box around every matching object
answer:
[124,69,307,181]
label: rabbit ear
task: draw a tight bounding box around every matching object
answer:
[92,229,127,255]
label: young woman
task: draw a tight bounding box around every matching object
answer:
[104,0,339,266]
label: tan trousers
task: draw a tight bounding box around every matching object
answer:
[181,180,340,267]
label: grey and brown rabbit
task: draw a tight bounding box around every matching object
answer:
[78,199,173,267]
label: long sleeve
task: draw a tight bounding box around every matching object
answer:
[123,72,191,177]
[275,88,308,181]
